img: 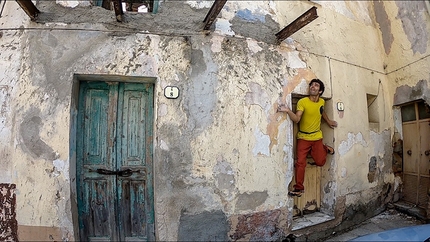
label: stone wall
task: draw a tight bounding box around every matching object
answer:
[0,1,428,241]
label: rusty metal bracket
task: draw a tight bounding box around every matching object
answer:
[276,6,318,43]
[0,0,7,18]
[203,0,227,31]
[113,0,123,22]
[15,0,40,21]
[92,168,137,177]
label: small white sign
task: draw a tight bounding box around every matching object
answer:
[164,86,179,99]
[337,102,345,111]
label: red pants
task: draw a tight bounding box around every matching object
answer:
[293,139,328,191]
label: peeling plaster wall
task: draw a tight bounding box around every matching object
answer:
[0,1,29,184]
[276,1,396,216]
[382,1,430,185]
[1,0,428,241]
[383,1,430,93]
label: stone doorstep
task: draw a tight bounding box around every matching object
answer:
[291,212,335,231]
[393,201,428,221]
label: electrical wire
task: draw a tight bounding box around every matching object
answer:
[367,80,381,108]
[0,26,427,77]
[325,57,333,100]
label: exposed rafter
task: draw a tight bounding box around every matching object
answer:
[113,0,123,22]
[15,0,40,21]
[276,6,318,43]
[203,0,227,31]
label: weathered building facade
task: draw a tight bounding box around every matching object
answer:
[0,0,429,241]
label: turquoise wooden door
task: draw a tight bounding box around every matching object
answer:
[77,81,154,241]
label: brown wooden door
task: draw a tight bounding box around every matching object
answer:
[290,97,321,216]
[401,101,430,208]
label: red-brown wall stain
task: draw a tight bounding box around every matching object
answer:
[229,208,288,241]
[267,69,316,151]
[0,183,18,242]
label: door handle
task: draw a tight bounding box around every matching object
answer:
[95,168,117,175]
[92,168,136,177]
[425,150,430,156]
[117,169,133,177]
[407,150,412,156]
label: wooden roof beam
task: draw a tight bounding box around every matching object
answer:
[15,0,40,21]
[276,6,318,43]
[203,0,227,30]
[113,0,123,22]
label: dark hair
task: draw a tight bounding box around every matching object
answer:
[309,79,325,95]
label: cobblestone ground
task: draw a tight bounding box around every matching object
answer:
[325,208,425,241]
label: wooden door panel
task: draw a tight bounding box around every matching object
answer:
[78,82,118,241]
[419,121,430,177]
[402,173,418,204]
[83,178,117,241]
[83,89,110,167]
[291,164,320,215]
[403,123,419,174]
[118,179,148,241]
[119,85,148,167]
[418,121,430,208]
[418,176,429,207]
[401,102,429,208]
[117,83,154,241]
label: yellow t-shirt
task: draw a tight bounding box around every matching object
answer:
[296,97,324,141]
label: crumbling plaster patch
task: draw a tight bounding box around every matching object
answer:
[178,210,229,241]
[213,157,236,203]
[338,132,368,156]
[394,80,430,106]
[245,82,271,114]
[230,11,279,44]
[210,35,224,53]
[337,129,393,196]
[312,1,373,25]
[1,29,23,183]
[13,101,71,232]
[215,19,235,36]
[370,129,393,181]
[186,1,212,9]
[56,0,90,8]
[0,86,11,136]
[36,2,210,36]
[374,1,394,55]
[229,208,288,241]
[252,126,271,157]
[321,180,337,213]
[246,39,263,54]
[341,184,392,232]
[185,40,218,133]
[235,191,269,212]
[396,1,428,54]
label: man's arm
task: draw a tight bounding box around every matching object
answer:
[322,111,338,128]
[277,104,303,123]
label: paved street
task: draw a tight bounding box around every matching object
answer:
[325,208,425,241]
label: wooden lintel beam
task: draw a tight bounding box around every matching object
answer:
[203,0,227,30]
[15,0,40,21]
[276,6,318,43]
[113,0,123,22]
